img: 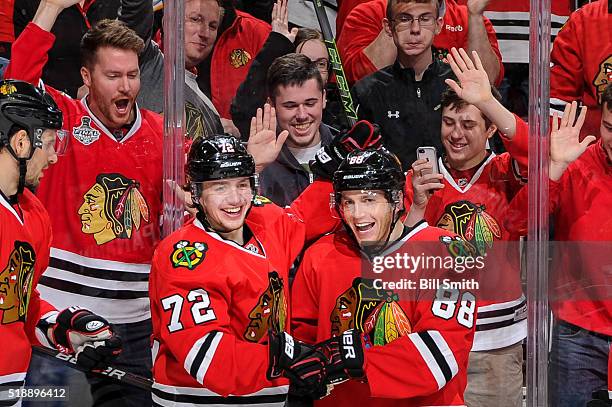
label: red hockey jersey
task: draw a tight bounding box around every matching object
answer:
[403,116,528,351]
[5,23,164,324]
[291,222,476,406]
[336,0,503,84]
[549,0,612,138]
[0,189,57,399]
[549,140,612,336]
[150,181,338,406]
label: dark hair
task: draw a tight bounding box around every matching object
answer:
[386,0,442,20]
[81,19,145,70]
[266,53,324,100]
[603,82,612,112]
[295,28,324,49]
[441,86,502,129]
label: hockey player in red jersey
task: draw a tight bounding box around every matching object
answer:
[406,48,528,407]
[290,146,477,405]
[0,79,121,406]
[547,84,612,407]
[3,0,163,404]
[149,115,383,405]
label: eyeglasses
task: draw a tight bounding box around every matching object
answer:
[390,13,437,31]
[312,58,329,73]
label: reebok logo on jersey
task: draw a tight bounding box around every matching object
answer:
[73,116,100,145]
[445,24,463,32]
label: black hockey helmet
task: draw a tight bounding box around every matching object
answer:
[187,134,255,183]
[333,147,405,198]
[0,79,62,154]
[333,147,406,253]
[187,134,258,214]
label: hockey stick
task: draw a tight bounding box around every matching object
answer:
[32,346,153,391]
[310,0,357,127]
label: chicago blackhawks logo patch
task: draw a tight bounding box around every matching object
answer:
[244,271,286,343]
[436,200,501,256]
[170,240,208,270]
[331,278,410,348]
[593,55,612,105]
[229,49,251,68]
[78,173,150,245]
[252,195,272,207]
[0,83,17,96]
[0,241,36,324]
[73,116,101,145]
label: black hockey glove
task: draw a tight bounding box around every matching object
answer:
[45,307,122,370]
[310,120,382,180]
[314,329,366,386]
[267,330,331,399]
[587,390,612,407]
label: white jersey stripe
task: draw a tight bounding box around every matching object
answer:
[409,332,447,390]
[195,332,223,384]
[50,248,151,273]
[43,266,149,291]
[428,330,459,380]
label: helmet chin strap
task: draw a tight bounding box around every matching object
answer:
[5,142,31,204]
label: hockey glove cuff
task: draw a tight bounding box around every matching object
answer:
[310,120,382,180]
[315,329,365,386]
[267,330,330,398]
[45,307,122,369]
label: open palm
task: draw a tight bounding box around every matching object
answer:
[445,48,492,105]
[550,102,595,166]
[247,104,289,172]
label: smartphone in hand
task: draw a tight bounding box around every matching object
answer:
[416,147,439,174]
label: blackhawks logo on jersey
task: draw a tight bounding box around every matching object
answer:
[78,173,150,245]
[252,195,272,207]
[436,200,501,256]
[0,241,36,324]
[229,49,251,68]
[331,278,411,348]
[593,55,612,105]
[170,240,208,270]
[244,271,286,343]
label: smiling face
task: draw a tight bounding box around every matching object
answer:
[184,0,222,69]
[339,190,399,247]
[81,46,140,130]
[199,177,253,239]
[441,103,496,171]
[273,78,326,149]
[384,1,442,59]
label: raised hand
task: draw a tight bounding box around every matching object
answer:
[467,0,491,15]
[549,101,595,180]
[247,103,289,172]
[271,0,298,43]
[444,47,492,105]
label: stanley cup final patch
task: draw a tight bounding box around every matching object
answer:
[73,116,101,145]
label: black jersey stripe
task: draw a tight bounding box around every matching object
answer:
[189,332,219,381]
[419,331,453,385]
[39,276,148,299]
[49,257,150,282]
[477,299,526,319]
[152,387,287,405]
[477,318,525,332]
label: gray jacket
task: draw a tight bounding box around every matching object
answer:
[259,124,336,207]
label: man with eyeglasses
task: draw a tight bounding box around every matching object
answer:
[337,0,502,85]
[352,0,463,170]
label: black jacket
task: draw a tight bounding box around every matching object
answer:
[259,124,336,207]
[352,57,454,170]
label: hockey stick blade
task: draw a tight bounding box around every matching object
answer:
[33,346,153,391]
[310,0,357,127]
